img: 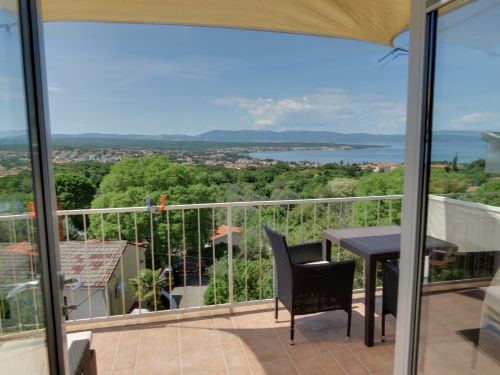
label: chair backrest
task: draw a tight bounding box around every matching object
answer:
[263,224,292,266]
[264,225,293,294]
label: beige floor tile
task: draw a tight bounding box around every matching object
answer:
[140,323,179,343]
[233,313,275,339]
[222,342,248,368]
[93,348,116,375]
[111,368,134,375]
[181,343,227,373]
[217,328,240,343]
[135,349,181,375]
[84,290,500,375]
[354,345,394,373]
[332,348,370,375]
[182,368,227,375]
[292,350,346,375]
[250,358,299,375]
[214,314,240,342]
[179,316,215,329]
[180,326,220,349]
[178,310,214,320]
[241,335,289,363]
[228,366,252,375]
[315,328,349,353]
[112,328,141,371]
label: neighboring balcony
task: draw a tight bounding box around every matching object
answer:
[0,195,498,374]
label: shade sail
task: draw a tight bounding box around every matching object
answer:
[36,0,410,47]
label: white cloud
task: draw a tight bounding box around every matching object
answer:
[48,85,63,93]
[377,115,406,129]
[214,88,361,127]
[369,101,406,116]
[452,112,493,123]
[254,119,275,126]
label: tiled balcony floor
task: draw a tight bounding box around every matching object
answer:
[68,289,500,375]
[69,295,393,375]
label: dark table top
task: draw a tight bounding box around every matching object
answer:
[323,225,457,261]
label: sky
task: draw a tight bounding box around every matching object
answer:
[2,0,500,137]
[40,22,410,136]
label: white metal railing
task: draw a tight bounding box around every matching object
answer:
[2,194,494,330]
[0,195,401,328]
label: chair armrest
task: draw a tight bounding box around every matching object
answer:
[289,241,324,264]
[292,260,355,296]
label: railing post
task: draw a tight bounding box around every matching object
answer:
[227,206,234,312]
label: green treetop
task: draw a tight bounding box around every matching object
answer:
[88,156,217,261]
[55,173,96,210]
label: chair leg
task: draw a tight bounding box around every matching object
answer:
[290,313,295,345]
[346,310,352,339]
[382,313,386,342]
[275,297,278,322]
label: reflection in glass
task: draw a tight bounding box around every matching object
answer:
[0,1,50,373]
[418,0,500,373]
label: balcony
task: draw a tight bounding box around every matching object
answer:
[1,195,498,374]
[66,288,498,375]
[68,297,393,375]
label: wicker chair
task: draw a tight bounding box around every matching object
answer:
[68,339,97,375]
[67,331,97,375]
[264,224,355,344]
[382,260,399,342]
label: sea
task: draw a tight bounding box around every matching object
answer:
[248,142,488,164]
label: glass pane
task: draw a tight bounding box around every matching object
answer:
[418,0,500,373]
[0,1,50,373]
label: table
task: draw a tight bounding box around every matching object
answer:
[323,225,457,347]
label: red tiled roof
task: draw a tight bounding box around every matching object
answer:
[209,225,242,241]
[430,164,449,169]
[59,240,128,287]
[4,241,38,256]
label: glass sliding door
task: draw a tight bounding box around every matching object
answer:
[0,0,67,373]
[416,0,500,373]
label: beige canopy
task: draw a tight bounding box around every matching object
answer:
[36,0,410,47]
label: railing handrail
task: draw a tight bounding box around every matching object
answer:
[1,193,405,329]
[2,193,494,330]
[0,195,403,220]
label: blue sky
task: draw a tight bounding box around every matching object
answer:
[2,0,500,138]
[41,22,410,136]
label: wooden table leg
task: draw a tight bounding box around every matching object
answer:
[364,257,377,347]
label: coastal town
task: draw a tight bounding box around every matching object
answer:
[0,143,401,177]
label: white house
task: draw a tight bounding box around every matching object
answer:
[59,240,146,319]
[209,225,242,247]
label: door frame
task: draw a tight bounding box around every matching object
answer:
[14,0,466,374]
[18,0,68,373]
[395,0,459,373]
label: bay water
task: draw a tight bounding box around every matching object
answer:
[248,142,487,164]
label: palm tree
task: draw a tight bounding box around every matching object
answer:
[129,268,167,310]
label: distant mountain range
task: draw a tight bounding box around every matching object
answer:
[0,129,484,145]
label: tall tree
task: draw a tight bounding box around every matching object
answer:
[55,173,96,210]
[88,156,217,263]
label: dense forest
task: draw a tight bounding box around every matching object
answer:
[1,156,498,312]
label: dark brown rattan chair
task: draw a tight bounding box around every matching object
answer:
[68,339,97,375]
[264,224,355,344]
[382,260,399,342]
